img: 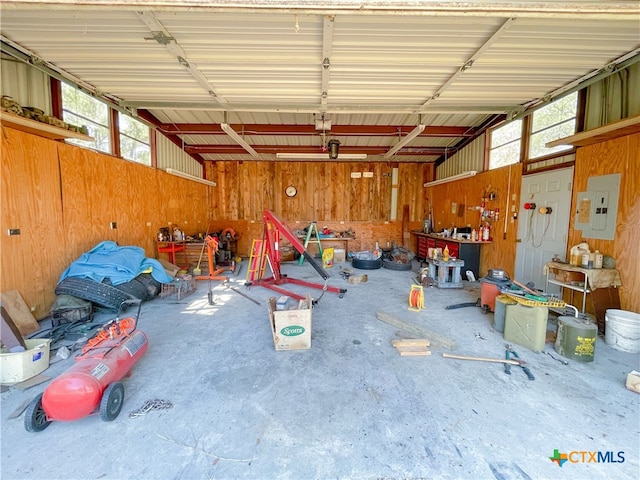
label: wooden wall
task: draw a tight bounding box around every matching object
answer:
[205,161,434,255]
[4,125,636,318]
[1,128,433,318]
[1,128,209,318]
[425,165,522,278]
[568,133,640,313]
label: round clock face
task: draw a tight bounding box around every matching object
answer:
[285,185,297,197]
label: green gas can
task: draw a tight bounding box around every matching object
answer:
[555,315,597,362]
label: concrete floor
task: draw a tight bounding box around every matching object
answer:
[1,260,639,480]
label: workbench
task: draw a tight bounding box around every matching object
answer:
[296,236,355,258]
[412,232,489,280]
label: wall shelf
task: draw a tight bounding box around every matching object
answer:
[546,115,640,148]
[0,110,94,142]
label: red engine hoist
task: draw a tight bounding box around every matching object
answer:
[247,210,347,302]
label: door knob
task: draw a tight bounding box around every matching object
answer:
[516,238,522,243]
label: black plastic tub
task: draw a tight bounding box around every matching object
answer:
[352,258,383,270]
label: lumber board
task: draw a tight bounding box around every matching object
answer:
[398,349,432,357]
[392,339,431,347]
[376,311,456,350]
[0,291,40,336]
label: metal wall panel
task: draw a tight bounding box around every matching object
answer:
[436,134,486,179]
[0,56,51,114]
[155,133,203,178]
[584,63,640,130]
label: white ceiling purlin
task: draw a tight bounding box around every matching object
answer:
[321,15,335,108]
[2,1,638,20]
[136,11,225,104]
[422,17,517,109]
[123,101,521,114]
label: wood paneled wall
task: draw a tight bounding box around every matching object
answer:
[568,133,640,313]
[1,128,209,318]
[425,165,522,278]
[5,125,635,317]
[205,161,432,223]
[1,128,433,318]
[205,161,434,255]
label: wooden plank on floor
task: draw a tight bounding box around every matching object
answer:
[0,290,40,336]
[377,311,456,350]
[392,338,431,347]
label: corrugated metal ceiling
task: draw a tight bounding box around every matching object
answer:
[1,1,639,163]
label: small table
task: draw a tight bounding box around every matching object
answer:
[424,258,465,289]
[156,240,187,266]
[544,261,622,313]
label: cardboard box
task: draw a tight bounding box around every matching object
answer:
[268,293,312,350]
[0,338,52,383]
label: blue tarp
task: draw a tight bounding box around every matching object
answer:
[59,241,173,285]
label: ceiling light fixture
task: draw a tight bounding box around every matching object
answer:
[423,170,477,187]
[165,168,217,187]
[327,139,340,159]
[275,153,367,160]
[220,122,259,157]
[384,124,426,158]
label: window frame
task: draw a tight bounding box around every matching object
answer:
[526,91,579,162]
[487,90,584,172]
[51,78,155,166]
[487,118,524,171]
[118,111,152,166]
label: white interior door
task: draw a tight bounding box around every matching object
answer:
[514,167,573,291]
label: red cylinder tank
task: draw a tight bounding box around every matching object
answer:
[43,330,148,422]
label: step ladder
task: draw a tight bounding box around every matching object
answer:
[298,222,323,265]
[246,238,268,282]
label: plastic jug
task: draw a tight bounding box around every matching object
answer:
[570,243,590,266]
[594,250,603,269]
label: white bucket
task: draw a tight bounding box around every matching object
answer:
[605,309,640,353]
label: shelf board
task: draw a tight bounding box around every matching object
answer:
[546,115,640,148]
[0,110,94,142]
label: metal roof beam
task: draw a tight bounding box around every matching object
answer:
[422,17,517,108]
[123,101,520,115]
[184,145,449,156]
[320,16,335,107]
[145,121,477,137]
[136,11,224,104]
[2,2,638,20]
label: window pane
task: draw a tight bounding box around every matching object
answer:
[529,92,577,159]
[490,120,522,148]
[121,136,151,165]
[489,140,521,169]
[531,92,578,132]
[528,119,576,159]
[119,113,151,165]
[119,115,149,143]
[61,83,111,153]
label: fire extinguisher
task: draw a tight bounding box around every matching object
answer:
[482,224,490,241]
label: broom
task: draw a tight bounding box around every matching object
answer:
[192,224,210,275]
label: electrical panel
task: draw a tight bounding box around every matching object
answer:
[574,173,620,240]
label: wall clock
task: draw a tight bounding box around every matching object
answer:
[285,185,297,197]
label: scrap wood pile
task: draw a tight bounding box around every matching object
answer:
[392,338,431,356]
